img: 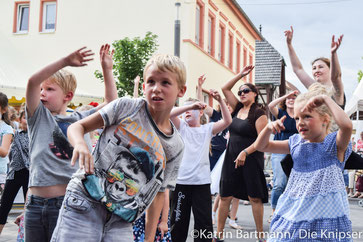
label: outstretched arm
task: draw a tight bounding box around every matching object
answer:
[254,116,290,153]
[221,65,254,111]
[133,75,140,98]
[302,95,352,162]
[157,189,170,239]
[268,91,299,118]
[95,44,118,110]
[285,26,315,89]
[210,89,232,135]
[330,35,345,106]
[196,74,213,117]
[26,47,94,117]
[170,102,206,130]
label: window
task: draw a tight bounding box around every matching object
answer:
[14,2,30,33]
[218,22,225,63]
[228,32,233,69]
[195,0,204,48]
[236,40,241,73]
[40,1,57,32]
[243,46,247,80]
[249,54,254,82]
[207,11,215,56]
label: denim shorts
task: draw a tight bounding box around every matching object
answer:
[25,195,64,242]
[51,189,133,242]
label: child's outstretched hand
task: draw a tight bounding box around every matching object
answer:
[64,47,94,67]
[240,65,254,77]
[100,44,115,71]
[71,142,94,174]
[209,89,222,102]
[191,101,206,110]
[284,26,294,45]
[331,34,343,53]
[198,74,206,87]
[301,95,327,112]
[269,115,287,134]
[158,221,168,239]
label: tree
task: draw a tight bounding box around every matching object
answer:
[358,57,363,83]
[95,32,158,97]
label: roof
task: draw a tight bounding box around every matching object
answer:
[254,39,285,85]
[229,0,263,40]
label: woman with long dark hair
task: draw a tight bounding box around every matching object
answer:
[216,66,268,242]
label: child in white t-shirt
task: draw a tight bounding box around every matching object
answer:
[169,91,232,242]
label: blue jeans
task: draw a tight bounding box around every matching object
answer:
[24,195,64,242]
[51,189,133,242]
[271,154,288,209]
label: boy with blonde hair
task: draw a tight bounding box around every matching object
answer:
[25,45,117,242]
[51,54,187,241]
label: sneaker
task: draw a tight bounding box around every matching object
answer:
[213,237,224,242]
[347,193,353,197]
[229,219,243,230]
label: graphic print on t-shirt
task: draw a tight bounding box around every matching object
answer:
[83,115,166,223]
[49,121,73,159]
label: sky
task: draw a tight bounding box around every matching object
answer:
[237,0,363,100]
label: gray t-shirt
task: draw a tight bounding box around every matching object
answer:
[69,97,184,222]
[27,102,95,187]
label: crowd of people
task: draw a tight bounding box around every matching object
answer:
[0,26,362,242]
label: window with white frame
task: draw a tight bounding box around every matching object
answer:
[17,4,29,33]
[42,1,56,32]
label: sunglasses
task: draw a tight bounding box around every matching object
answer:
[106,169,140,196]
[238,88,252,96]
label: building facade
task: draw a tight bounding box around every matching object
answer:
[0,0,262,107]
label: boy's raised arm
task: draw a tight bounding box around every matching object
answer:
[26,47,94,117]
[196,74,213,117]
[96,44,118,110]
[170,102,206,130]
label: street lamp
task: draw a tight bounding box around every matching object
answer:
[174,1,181,57]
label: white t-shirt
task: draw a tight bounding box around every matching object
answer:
[176,119,214,185]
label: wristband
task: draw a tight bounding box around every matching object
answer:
[242,149,249,157]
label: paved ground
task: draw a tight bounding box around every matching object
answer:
[1,198,362,241]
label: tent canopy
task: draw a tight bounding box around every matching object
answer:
[345,80,363,119]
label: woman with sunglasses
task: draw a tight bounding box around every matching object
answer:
[215,65,268,242]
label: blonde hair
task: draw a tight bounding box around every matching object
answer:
[295,83,333,132]
[143,54,186,89]
[48,69,77,94]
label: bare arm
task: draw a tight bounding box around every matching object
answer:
[210,90,232,135]
[302,95,352,162]
[268,91,299,118]
[222,65,254,111]
[196,75,213,117]
[170,102,206,130]
[133,75,140,98]
[145,192,165,242]
[68,112,104,174]
[254,115,290,153]
[94,44,118,110]
[158,189,170,239]
[330,35,345,106]
[26,47,94,117]
[285,26,315,89]
[0,134,12,157]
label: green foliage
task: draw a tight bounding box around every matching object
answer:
[95,32,158,97]
[358,57,363,83]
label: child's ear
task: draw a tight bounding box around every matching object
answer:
[178,85,187,98]
[64,91,74,102]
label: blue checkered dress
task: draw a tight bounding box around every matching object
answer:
[268,132,353,241]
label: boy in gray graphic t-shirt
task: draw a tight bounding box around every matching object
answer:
[51,54,187,241]
[23,45,117,242]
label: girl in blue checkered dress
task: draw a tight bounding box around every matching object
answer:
[255,83,353,241]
